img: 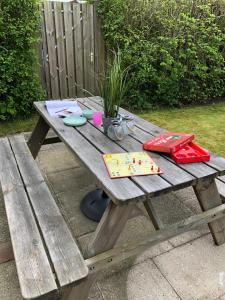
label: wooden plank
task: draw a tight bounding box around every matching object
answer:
[82,4,95,95]
[205,152,225,175]
[85,203,225,274]
[64,201,133,300]
[0,138,58,300]
[10,135,89,288]
[194,178,225,245]
[0,242,14,264]
[34,102,145,204]
[44,1,60,99]
[219,175,225,183]
[144,199,164,229]
[93,3,105,94]
[74,117,172,198]
[54,2,68,98]
[216,179,225,200]
[73,3,84,96]
[85,97,219,180]
[78,98,196,191]
[64,3,76,97]
[40,3,52,99]
[27,116,50,158]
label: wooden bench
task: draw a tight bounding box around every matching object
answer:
[0,135,88,300]
[217,176,225,201]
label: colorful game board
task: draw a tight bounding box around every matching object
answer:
[103,152,162,179]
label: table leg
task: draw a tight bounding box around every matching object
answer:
[144,198,164,230]
[63,201,133,300]
[194,178,225,245]
[27,116,50,158]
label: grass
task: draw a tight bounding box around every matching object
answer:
[139,102,225,157]
[0,114,38,137]
[0,102,224,156]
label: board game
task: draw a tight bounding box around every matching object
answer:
[103,152,162,179]
[143,132,194,154]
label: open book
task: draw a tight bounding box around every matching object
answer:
[45,100,82,117]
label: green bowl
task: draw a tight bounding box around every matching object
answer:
[82,109,95,120]
[63,116,87,127]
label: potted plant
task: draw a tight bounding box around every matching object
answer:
[100,50,129,136]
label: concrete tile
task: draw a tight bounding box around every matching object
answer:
[0,192,10,243]
[57,188,98,238]
[97,259,180,300]
[88,284,103,300]
[37,144,80,173]
[0,261,22,300]
[78,215,173,275]
[169,224,210,247]
[154,234,225,300]
[151,191,194,226]
[47,167,96,195]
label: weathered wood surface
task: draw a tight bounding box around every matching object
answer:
[194,178,225,245]
[10,135,89,288]
[0,137,58,300]
[85,96,223,178]
[78,99,196,190]
[27,115,50,159]
[64,201,134,300]
[217,179,225,200]
[54,2,68,98]
[85,203,225,274]
[34,102,145,204]
[40,4,105,99]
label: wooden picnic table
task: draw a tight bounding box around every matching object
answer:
[27,96,225,299]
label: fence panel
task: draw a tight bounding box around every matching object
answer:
[39,2,105,99]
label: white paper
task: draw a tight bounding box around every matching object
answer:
[45,100,82,117]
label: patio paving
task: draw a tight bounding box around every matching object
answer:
[0,140,225,299]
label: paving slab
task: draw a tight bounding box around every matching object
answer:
[47,167,96,195]
[0,191,10,243]
[37,143,80,173]
[78,215,173,276]
[57,189,97,238]
[0,261,22,300]
[154,234,225,300]
[97,259,180,300]
[151,191,194,226]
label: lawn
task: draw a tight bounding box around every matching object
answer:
[139,102,225,157]
[0,102,224,156]
[0,114,38,138]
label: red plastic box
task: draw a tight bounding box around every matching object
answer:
[170,142,210,164]
[143,132,194,154]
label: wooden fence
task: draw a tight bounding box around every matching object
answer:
[39,2,105,99]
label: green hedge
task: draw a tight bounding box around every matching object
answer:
[0,0,44,120]
[97,0,225,109]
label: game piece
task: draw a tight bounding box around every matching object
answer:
[143,132,194,153]
[103,152,162,179]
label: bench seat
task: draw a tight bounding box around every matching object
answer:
[0,135,88,300]
[217,176,225,201]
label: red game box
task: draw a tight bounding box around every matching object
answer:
[143,132,195,154]
[170,142,210,164]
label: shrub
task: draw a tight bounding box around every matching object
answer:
[97,0,225,109]
[0,0,44,120]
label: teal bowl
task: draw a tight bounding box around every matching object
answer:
[82,109,95,120]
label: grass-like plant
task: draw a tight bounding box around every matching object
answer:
[100,51,128,118]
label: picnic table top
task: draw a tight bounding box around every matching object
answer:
[34,96,225,204]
